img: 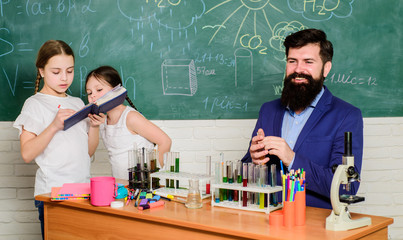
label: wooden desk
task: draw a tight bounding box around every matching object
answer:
[36,194,393,240]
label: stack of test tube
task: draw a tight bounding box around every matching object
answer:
[128,147,160,190]
[213,158,279,209]
[163,152,180,188]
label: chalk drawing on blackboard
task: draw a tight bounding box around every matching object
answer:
[234,48,253,87]
[161,59,197,96]
[205,0,283,46]
[269,21,306,61]
[287,0,355,22]
[116,0,204,31]
[202,25,226,30]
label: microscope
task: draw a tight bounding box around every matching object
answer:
[326,132,371,231]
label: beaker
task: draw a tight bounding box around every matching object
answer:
[185,179,203,209]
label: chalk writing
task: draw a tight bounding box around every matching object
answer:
[287,0,355,22]
[273,84,283,96]
[0,28,14,57]
[196,66,216,76]
[240,34,268,55]
[146,0,181,8]
[79,33,90,58]
[2,64,18,96]
[194,52,234,67]
[0,28,34,58]
[326,71,377,86]
[203,96,248,113]
[2,0,95,17]
[81,0,95,13]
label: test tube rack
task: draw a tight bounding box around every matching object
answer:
[150,172,213,199]
[211,183,282,214]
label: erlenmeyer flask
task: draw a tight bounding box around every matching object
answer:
[185,179,203,209]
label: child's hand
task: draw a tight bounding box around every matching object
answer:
[88,113,106,128]
[52,108,76,131]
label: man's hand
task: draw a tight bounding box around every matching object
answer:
[249,128,270,165]
[249,128,295,167]
[260,135,295,167]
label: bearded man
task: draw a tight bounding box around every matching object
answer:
[241,29,363,209]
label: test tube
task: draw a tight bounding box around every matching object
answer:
[223,162,228,201]
[214,161,221,203]
[129,143,138,180]
[134,149,142,181]
[242,163,248,187]
[163,152,169,188]
[270,164,278,206]
[248,163,254,204]
[259,165,267,209]
[140,147,145,171]
[227,161,233,201]
[150,149,157,172]
[206,156,211,194]
[219,153,227,201]
[242,163,248,207]
[141,148,146,186]
[145,149,151,189]
[170,152,175,188]
[145,149,151,171]
[221,154,227,183]
[175,152,180,173]
[175,152,180,188]
[260,165,267,187]
[234,160,241,202]
[227,161,233,184]
[236,160,242,183]
[128,150,135,182]
[215,161,222,184]
[254,165,262,205]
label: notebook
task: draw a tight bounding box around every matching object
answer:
[63,84,127,130]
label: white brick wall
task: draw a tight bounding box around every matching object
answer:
[0,118,402,239]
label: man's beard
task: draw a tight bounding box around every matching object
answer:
[280,71,324,112]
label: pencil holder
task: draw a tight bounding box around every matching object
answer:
[283,200,295,227]
[294,189,306,226]
[269,210,284,226]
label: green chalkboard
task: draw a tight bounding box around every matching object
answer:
[1,0,402,120]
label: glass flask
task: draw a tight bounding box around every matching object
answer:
[185,179,203,209]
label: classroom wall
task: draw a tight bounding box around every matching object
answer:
[0,117,402,240]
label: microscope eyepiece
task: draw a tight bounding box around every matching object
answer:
[344,132,353,156]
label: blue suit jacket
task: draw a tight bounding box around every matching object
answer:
[242,86,363,209]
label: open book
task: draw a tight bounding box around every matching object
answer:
[63,85,127,130]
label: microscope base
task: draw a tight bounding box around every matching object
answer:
[326,208,371,231]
